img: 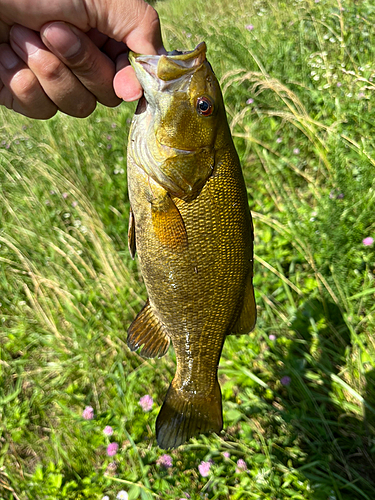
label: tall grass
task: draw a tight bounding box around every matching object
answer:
[1,0,375,499]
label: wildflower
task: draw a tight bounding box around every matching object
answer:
[111,123,117,128]
[222,451,230,459]
[280,376,291,386]
[102,496,110,500]
[198,461,211,477]
[103,425,114,436]
[246,98,254,104]
[106,461,118,474]
[62,192,69,199]
[363,237,374,246]
[116,491,128,500]
[236,458,248,473]
[139,394,153,412]
[107,135,112,141]
[50,190,56,195]
[269,334,276,341]
[245,24,254,31]
[106,442,119,457]
[293,148,300,155]
[358,93,365,99]
[82,406,94,420]
[337,193,344,199]
[156,454,173,468]
[276,137,282,143]
[336,82,342,87]
[72,201,78,207]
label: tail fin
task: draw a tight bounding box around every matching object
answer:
[156,379,223,449]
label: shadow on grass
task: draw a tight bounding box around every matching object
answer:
[278,298,375,499]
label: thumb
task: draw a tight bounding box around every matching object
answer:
[94,0,165,55]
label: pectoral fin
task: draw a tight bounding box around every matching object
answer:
[128,206,136,259]
[128,299,170,358]
[231,271,257,335]
[149,182,188,250]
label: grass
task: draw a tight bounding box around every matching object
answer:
[1,0,375,498]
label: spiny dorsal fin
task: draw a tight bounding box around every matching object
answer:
[231,270,257,335]
[128,300,170,358]
[128,206,136,259]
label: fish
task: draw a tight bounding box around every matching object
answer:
[126,42,256,449]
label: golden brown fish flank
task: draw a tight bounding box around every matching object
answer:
[127,42,256,449]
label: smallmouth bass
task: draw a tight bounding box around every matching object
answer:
[127,42,256,449]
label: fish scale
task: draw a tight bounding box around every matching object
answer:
[126,42,256,448]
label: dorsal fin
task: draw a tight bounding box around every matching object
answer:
[231,270,257,335]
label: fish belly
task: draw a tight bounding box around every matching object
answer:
[127,149,253,448]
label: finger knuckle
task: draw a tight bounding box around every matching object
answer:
[73,95,96,118]
[73,54,100,78]
[146,5,161,26]
[38,56,65,82]
[10,69,39,101]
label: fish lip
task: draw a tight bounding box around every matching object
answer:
[129,42,207,82]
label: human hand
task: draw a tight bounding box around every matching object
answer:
[0,0,165,119]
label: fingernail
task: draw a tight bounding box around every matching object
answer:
[43,22,81,59]
[0,45,19,69]
[11,25,39,56]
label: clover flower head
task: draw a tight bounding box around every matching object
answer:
[139,394,153,412]
[236,458,249,473]
[363,237,374,246]
[156,454,173,468]
[281,376,291,386]
[198,461,211,477]
[82,406,94,420]
[106,442,119,457]
[103,426,114,436]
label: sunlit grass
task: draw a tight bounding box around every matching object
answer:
[1,0,375,499]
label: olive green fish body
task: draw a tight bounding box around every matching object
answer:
[127,43,256,448]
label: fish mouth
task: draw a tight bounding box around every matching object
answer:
[129,42,207,83]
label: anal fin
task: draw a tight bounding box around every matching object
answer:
[231,270,257,335]
[128,299,170,358]
[128,206,136,259]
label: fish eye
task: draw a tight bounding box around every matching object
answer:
[196,96,213,116]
